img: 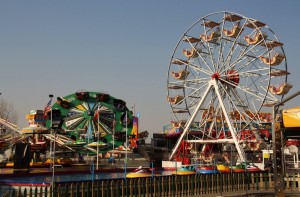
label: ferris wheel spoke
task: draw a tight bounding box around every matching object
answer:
[192,54,214,74]
[187,65,208,80]
[222,101,246,132]
[218,77,266,103]
[216,19,240,73]
[183,35,215,74]
[186,84,210,100]
[231,88,252,110]
[214,33,225,72]
[192,50,215,74]
[218,41,238,73]
[184,77,211,83]
[223,61,269,93]
[200,29,218,72]
[236,68,269,78]
[235,69,269,92]
[219,20,248,73]
[218,83,242,113]
[186,61,212,76]
[260,85,278,101]
[223,35,267,73]
[241,71,265,95]
[182,82,211,110]
[222,43,250,75]
[219,44,249,75]
[229,43,266,72]
[224,53,259,76]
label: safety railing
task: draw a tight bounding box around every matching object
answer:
[2,172,300,197]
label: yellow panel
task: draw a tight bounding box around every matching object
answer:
[76,104,86,111]
[263,153,270,158]
[282,106,300,127]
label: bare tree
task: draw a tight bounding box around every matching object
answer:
[0,98,18,134]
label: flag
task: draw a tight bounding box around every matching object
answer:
[93,105,100,121]
[43,98,52,118]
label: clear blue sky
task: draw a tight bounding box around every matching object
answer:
[1,1,300,140]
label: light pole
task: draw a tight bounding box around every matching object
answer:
[48,94,54,197]
[49,94,53,171]
[113,114,115,150]
[52,130,56,188]
[97,105,99,170]
[111,114,115,166]
[125,111,128,177]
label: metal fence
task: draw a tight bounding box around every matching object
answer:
[1,172,300,197]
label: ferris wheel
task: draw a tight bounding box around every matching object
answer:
[167,11,292,162]
[47,91,133,148]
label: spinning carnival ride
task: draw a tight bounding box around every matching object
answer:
[167,11,292,163]
[46,91,134,150]
[0,91,135,167]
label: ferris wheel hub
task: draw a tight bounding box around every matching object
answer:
[211,73,220,80]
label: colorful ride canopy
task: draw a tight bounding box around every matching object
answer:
[46,91,133,147]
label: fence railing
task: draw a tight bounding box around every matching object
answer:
[2,172,300,197]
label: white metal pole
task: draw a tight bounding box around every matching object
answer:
[125,111,128,164]
[97,106,99,170]
[52,132,55,185]
[111,114,115,166]
[124,111,128,178]
[53,134,55,171]
[113,114,115,150]
[48,94,54,195]
[49,95,53,171]
[49,125,52,171]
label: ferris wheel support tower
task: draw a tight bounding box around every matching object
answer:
[169,79,246,162]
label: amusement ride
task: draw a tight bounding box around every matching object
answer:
[0,91,138,168]
[166,11,292,166]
